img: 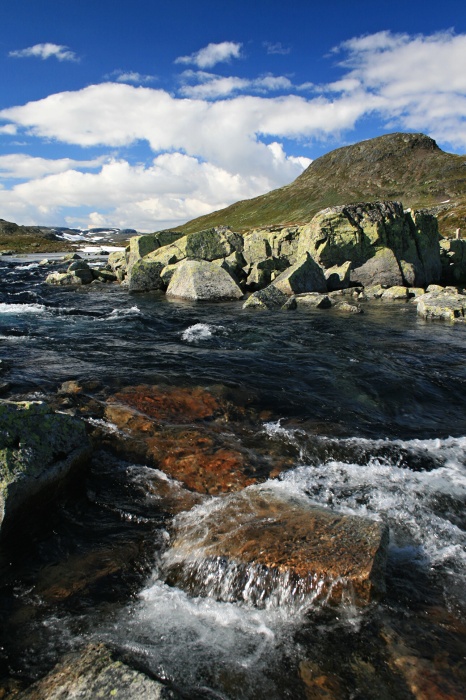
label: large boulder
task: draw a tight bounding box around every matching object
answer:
[162,487,389,607]
[0,400,91,530]
[272,254,327,295]
[297,201,441,288]
[242,225,301,266]
[126,230,184,272]
[242,285,289,310]
[166,260,243,301]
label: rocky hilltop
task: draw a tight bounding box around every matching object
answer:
[177,133,466,238]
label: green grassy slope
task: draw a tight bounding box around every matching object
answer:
[176,133,466,238]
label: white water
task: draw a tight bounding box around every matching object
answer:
[0,302,47,314]
[181,322,227,343]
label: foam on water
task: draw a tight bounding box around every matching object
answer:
[107,305,141,319]
[0,302,47,314]
[181,322,227,343]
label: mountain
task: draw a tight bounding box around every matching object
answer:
[176,133,466,238]
[0,219,134,254]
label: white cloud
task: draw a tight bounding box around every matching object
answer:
[106,70,157,84]
[178,71,293,98]
[9,43,78,62]
[175,41,242,68]
[0,153,106,179]
[329,30,466,149]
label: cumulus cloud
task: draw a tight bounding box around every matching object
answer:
[178,70,293,98]
[175,41,242,68]
[0,153,106,179]
[329,29,466,148]
[9,43,78,62]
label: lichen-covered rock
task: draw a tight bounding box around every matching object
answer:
[440,237,466,284]
[15,643,180,699]
[245,257,288,290]
[294,293,333,309]
[0,400,91,528]
[127,230,184,273]
[45,271,88,285]
[297,201,441,288]
[336,301,364,313]
[416,289,466,322]
[242,226,301,266]
[272,255,327,295]
[242,285,288,310]
[350,247,403,287]
[166,260,243,301]
[325,261,352,291]
[107,250,127,281]
[128,257,166,292]
[162,487,389,607]
[381,286,410,300]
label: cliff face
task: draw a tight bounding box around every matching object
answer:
[177,133,466,237]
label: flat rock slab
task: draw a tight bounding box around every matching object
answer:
[15,643,180,699]
[163,487,389,607]
[416,290,466,321]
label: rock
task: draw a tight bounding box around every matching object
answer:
[38,258,50,266]
[336,301,364,313]
[242,285,289,310]
[63,252,82,261]
[45,271,88,286]
[294,293,333,309]
[440,238,466,284]
[14,643,180,699]
[297,201,441,287]
[350,247,404,287]
[126,230,184,274]
[272,255,327,295]
[381,286,410,300]
[364,284,385,299]
[178,226,243,261]
[325,261,352,291]
[166,260,243,301]
[107,249,127,281]
[162,487,389,607]
[416,289,466,322]
[0,400,91,530]
[245,257,288,290]
[93,269,117,283]
[242,226,301,267]
[128,257,167,292]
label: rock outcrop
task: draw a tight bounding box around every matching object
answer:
[0,400,91,530]
[162,487,389,607]
[415,287,466,322]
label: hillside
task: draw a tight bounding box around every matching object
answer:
[176,133,466,237]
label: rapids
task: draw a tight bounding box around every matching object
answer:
[0,256,465,698]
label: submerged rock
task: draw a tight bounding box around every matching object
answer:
[0,400,91,530]
[15,643,180,699]
[166,259,243,301]
[163,487,389,607]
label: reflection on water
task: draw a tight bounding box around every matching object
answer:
[0,259,466,698]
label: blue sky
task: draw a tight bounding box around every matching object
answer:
[1,0,466,231]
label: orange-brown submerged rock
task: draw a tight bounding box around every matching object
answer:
[163,488,389,607]
[102,384,275,494]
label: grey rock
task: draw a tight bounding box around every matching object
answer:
[15,643,180,699]
[272,255,327,295]
[294,293,333,309]
[0,400,91,529]
[166,260,243,301]
[416,289,466,322]
[242,285,288,310]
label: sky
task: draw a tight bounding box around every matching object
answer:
[1,0,466,232]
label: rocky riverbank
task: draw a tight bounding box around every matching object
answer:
[45,201,466,322]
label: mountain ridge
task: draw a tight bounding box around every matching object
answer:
[176,132,466,237]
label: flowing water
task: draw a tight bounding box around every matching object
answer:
[0,257,465,698]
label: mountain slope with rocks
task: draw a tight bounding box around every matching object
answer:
[176,133,466,237]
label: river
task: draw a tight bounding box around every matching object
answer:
[0,256,465,698]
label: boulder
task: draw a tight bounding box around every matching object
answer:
[178,226,243,261]
[350,247,403,287]
[439,238,466,284]
[162,487,389,607]
[107,250,127,281]
[381,286,410,300]
[242,226,300,266]
[242,285,288,310]
[14,643,180,699]
[126,230,184,274]
[271,255,327,295]
[245,257,287,291]
[294,293,333,309]
[0,400,91,530]
[128,257,167,293]
[416,289,466,322]
[166,260,243,301]
[45,271,88,286]
[63,253,82,261]
[297,201,441,288]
